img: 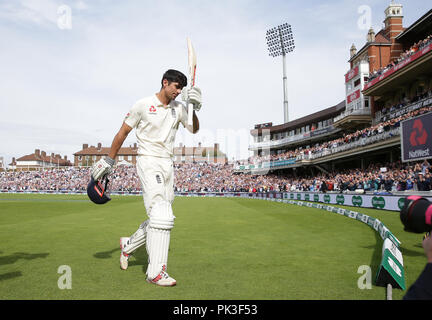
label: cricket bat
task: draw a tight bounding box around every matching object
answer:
[187,37,197,126]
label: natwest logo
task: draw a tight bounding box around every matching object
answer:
[345,66,359,83]
[347,89,360,104]
[410,119,428,146]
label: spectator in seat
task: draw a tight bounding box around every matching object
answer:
[422,160,431,174]
[406,175,414,191]
[320,180,328,193]
[425,173,432,191]
[417,173,429,191]
[383,174,394,192]
[398,174,407,191]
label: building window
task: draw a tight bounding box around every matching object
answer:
[354,78,361,87]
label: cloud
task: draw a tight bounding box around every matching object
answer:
[0,0,431,166]
[0,0,60,27]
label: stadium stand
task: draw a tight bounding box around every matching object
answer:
[1,4,431,203]
[0,159,431,193]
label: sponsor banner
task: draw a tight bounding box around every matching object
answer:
[310,125,336,137]
[364,42,432,91]
[382,238,403,266]
[345,65,359,83]
[346,89,361,104]
[401,111,432,162]
[284,192,432,211]
[375,239,406,290]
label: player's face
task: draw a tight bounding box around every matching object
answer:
[163,80,183,101]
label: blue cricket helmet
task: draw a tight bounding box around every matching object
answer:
[87,175,111,204]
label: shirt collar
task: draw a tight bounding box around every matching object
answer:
[154,94,173,109]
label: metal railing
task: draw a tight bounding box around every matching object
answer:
[333,107,371,123]
[249,125,337,150]
[374,96,432,124]
[307,127,400,160]
[236,127,400,171]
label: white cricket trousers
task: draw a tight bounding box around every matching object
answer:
[136,155,174,212]
[136,155,175,279]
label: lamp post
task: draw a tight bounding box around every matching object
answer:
[266,23,295,123]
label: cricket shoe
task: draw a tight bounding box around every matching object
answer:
[119,237,130,270]
[146,265,176,287]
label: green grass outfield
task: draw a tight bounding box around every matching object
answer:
[0,193,428,300]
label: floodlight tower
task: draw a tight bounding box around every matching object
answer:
[266,23,295,123]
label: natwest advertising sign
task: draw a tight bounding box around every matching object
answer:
[347,89,361,104]
[345,66,359,83]
[401,112,432,162]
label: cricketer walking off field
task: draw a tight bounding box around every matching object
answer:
[91,69,202,286]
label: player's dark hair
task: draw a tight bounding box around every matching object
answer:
[161,69,187,88]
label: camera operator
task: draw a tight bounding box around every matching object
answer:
[404,233,432,300]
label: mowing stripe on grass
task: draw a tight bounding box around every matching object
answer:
[0,199,90,202]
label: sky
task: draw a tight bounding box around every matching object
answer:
[0,0,430,167]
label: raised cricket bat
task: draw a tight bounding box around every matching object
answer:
[187,37,197,126]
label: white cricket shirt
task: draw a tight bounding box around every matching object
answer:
[124,94,191,158]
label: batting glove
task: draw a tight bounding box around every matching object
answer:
[182,87,202,111]
[91,157,115,180]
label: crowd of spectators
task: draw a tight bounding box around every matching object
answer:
[286,159,432,193]
[368,34,432,82]
[0,159,431,194]
[1,97,431,194]
[378,89,432,123]
[238,104,432,167]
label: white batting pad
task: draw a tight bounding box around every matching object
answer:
[146,226,171,279]
[123,220,149,255]
[149,201,175,230]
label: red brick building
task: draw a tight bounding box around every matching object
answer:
[9,149,72,171]
[73,142,227,166]
[73,143,138,167]
[247,2,432,171]
[349,2,404,75]
[173,143,227,164]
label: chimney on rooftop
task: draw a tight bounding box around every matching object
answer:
[350,44,357,58]
[367,27,375,43]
